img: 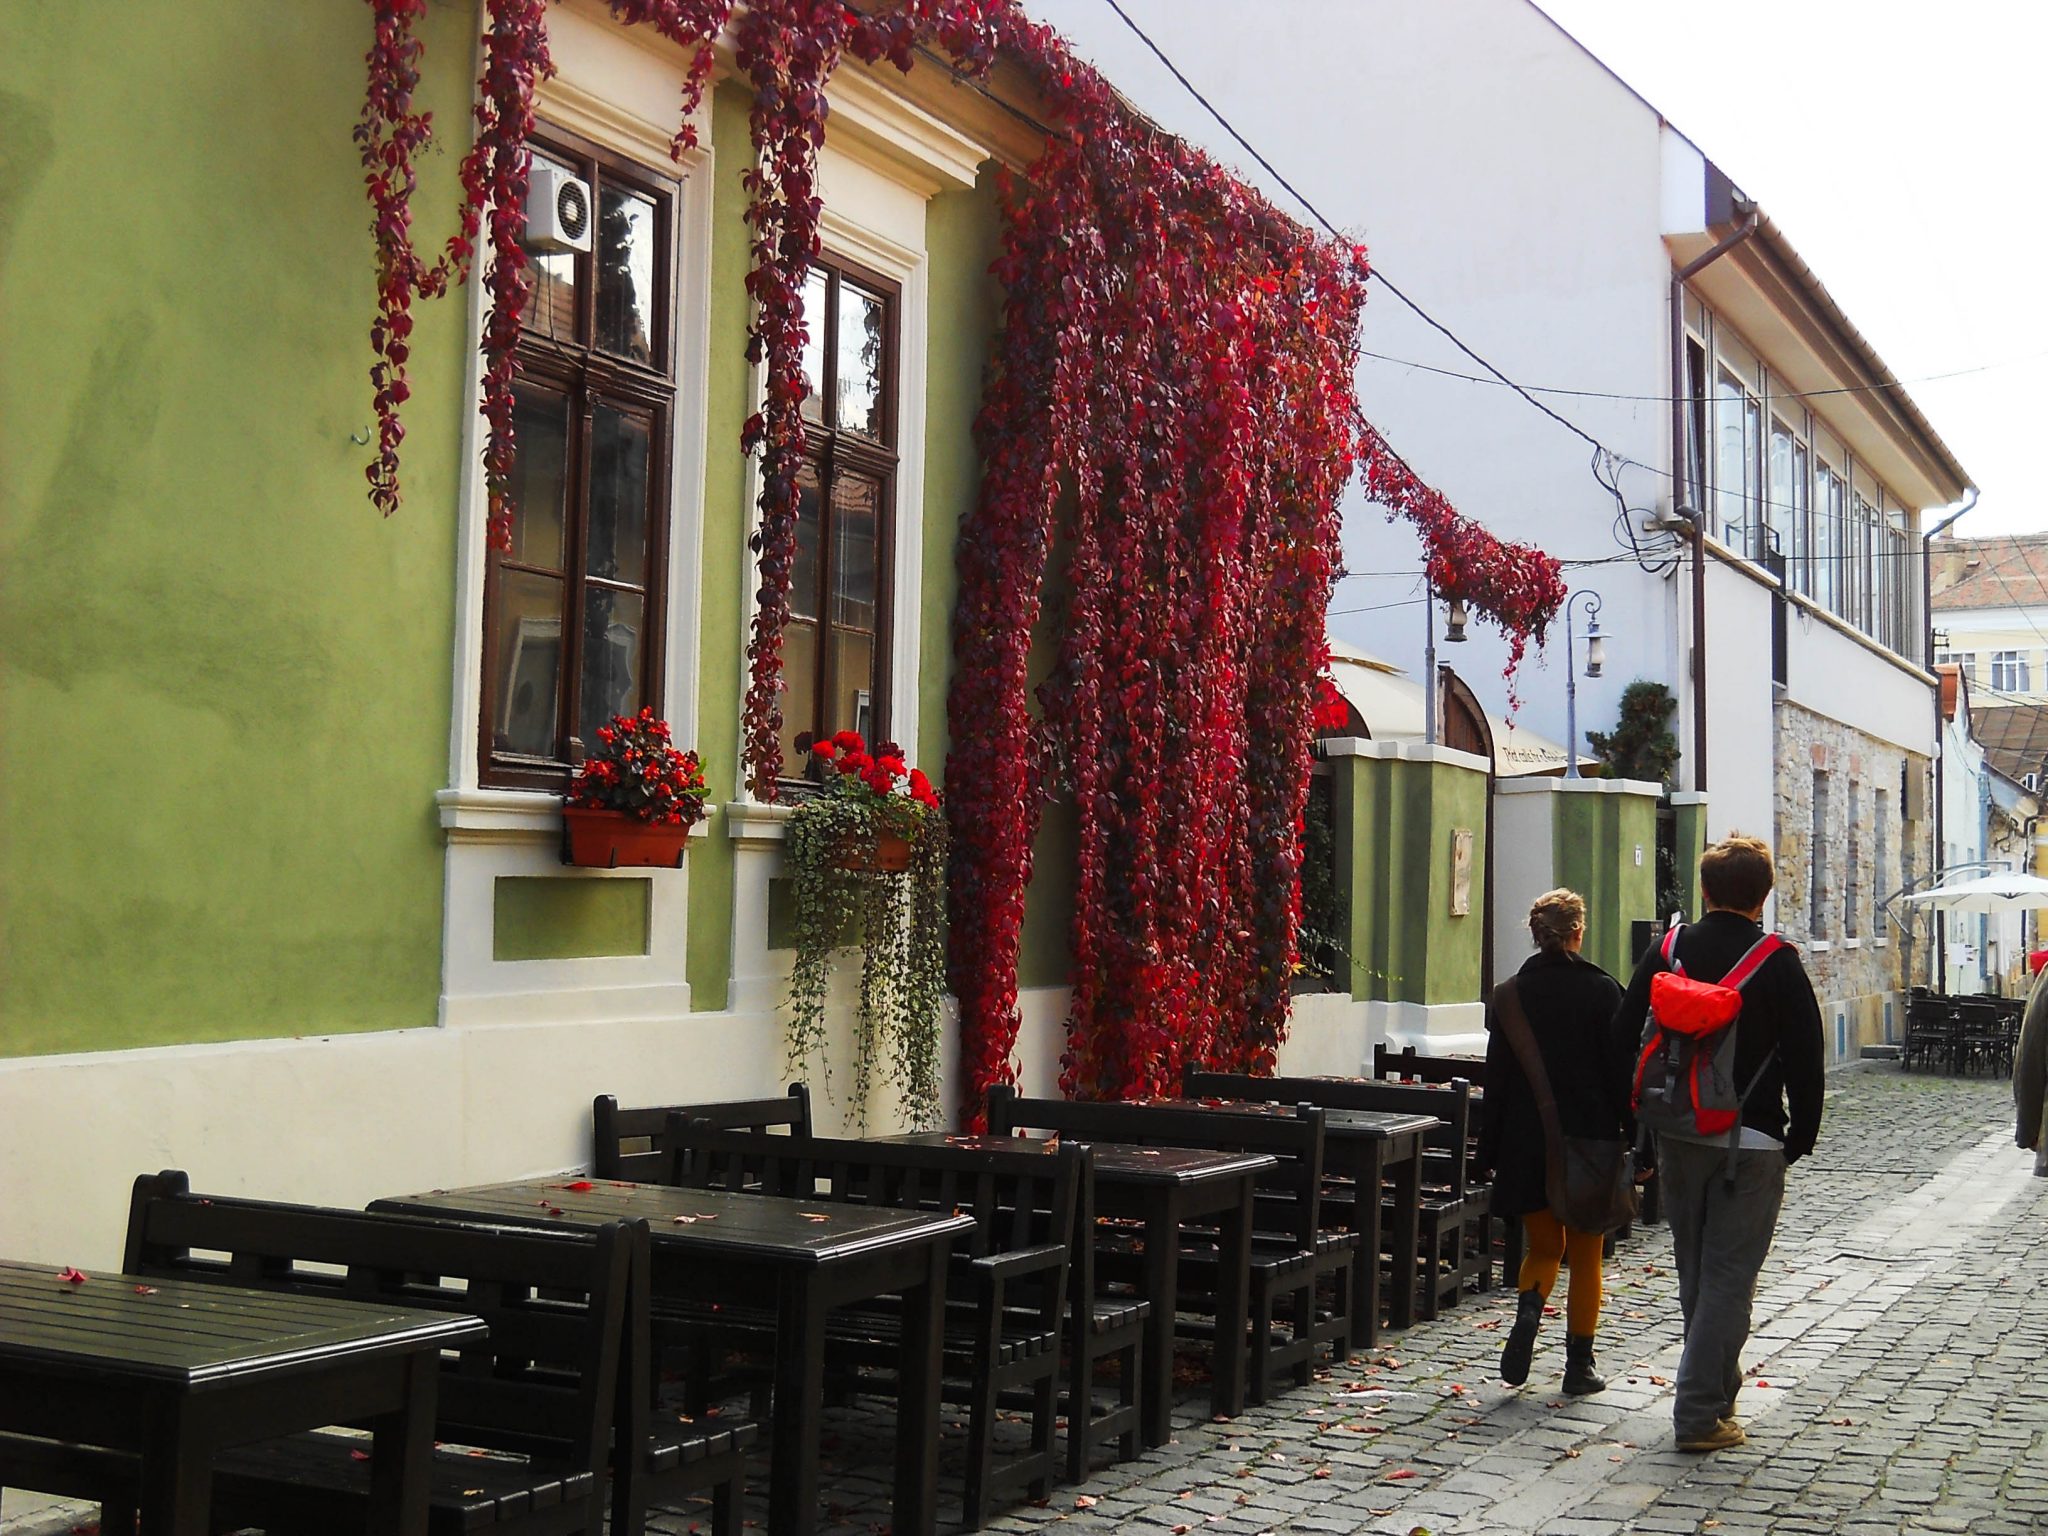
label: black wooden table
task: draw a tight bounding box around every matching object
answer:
[372,1179,970,1536]
[0,1258,480,1536]
[1175,1099,1440,1338]
[876,1132,1271,1446]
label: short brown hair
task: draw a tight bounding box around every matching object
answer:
[1700,834,1774,912]
[1528,888,1586,952]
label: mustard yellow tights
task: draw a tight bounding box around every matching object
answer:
[1518,1209,1604,1336]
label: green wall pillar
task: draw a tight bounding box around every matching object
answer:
[1331,742,1489,1006]
[1670,791,1710,924]
[1552,781,1662,980]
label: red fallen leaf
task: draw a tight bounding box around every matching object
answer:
[133,1285,159,1295]
[1073,1495,1098,1509]
[56,1267,88,1285]
[1541,1305,1560,1317]
[558,1180,596,1192]
[1472,1318,1500,1331]
[1173,1527,1191,1534]
[1446,1382,1467,1394]
[546,1207,564,1217]
[1756,1379,1772,1389]
[350,1449,372,1462]
[1310,1466,1332,1479]
[1382,1468,1416,1482]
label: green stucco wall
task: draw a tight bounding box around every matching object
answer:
[495,878,651,961]
[682,83,760,1014]
[1335,752,1488,1005]
[1554,789,1660,981]
[1672,797,1709,923]
[0,3,474,1055]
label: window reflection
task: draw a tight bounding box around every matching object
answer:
[595,185,657,363]
[587,405,650,586]
[837,283,886,437]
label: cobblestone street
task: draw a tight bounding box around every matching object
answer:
[683,1068,2048,1536]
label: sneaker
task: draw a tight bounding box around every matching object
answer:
[1676,1417,1746,1452]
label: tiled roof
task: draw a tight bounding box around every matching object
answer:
[1929,534,2048,612]
[1972,703,2048,784]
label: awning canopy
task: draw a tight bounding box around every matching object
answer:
[1326,642,1581,777]
[1898,872,2048,913]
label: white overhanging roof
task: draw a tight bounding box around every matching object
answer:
[1325,641,1581,776]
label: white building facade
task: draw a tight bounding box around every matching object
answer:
[1032,0,1974,1054]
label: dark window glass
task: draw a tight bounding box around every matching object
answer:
[780,256,898,781]
[483,130,674,787]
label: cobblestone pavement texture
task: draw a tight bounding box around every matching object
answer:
[7,1070,2043,1536]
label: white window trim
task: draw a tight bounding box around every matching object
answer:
[435,71,715,1028]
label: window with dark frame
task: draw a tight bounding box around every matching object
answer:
[481,131,677,789]
[780,255,899,783]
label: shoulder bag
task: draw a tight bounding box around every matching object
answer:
[1494,977,1639,1233]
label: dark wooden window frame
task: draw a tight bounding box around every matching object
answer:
[780,252,901,791]
[479,126,680,791]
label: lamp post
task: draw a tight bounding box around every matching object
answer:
[1423,587,1469,746]
[1563,589,1605,781]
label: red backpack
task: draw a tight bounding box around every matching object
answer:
[1633,925,1786,1149]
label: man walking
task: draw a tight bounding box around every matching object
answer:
[1616,834,1824,1452]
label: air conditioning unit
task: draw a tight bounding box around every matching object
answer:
[525,163,592,254]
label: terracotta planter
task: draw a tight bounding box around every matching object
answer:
[562,806,691,869]
[835,828,913,874]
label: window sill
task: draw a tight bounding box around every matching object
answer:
[1808,940,1833,953]
[1873,938,1889,950]
[725,800,793,848]
[439,787,714,847]
[1843,938,1863,950]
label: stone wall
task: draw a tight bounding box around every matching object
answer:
[1773,700,1933,1059]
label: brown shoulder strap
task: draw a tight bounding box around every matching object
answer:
[1493,979,1568,1188]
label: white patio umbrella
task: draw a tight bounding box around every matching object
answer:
[1898,872,2048,913]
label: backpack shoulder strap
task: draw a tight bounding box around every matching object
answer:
[1660,923,1686,975]
[1722,933,1787,991]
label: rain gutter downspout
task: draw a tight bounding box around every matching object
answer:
[1669,205,1760,794]
[1925,486,1980,992]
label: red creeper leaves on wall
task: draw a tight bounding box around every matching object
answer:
[354,0,1562,1124]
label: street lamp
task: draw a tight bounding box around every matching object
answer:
[1563,589,1605,781]
[1423,587,1469,745]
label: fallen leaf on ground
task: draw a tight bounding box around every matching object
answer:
[1073,1495,1096,1509]
[133,1285,158,1295]
[557,1180,596,1192]
[56,1267,88,1285]
[1311,1466,1332,1479]
[1562,1447,1580,1459]
[1382,1468,1416,1482]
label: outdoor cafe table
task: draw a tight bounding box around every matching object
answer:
[0,1256,481,1536]
[1169,1099,1442,1338]
[875,1132,1273,1446]
[371,1179,971,1536]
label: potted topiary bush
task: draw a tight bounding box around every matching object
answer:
[561,708,709,868]
[783,732,946,1129]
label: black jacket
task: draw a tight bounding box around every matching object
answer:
[1478,948,1630,1218]
[1614,909,1826,1162]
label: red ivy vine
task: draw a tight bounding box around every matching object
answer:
[353,0,1562,1122]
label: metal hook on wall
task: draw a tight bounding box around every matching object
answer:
[349,425,373,446]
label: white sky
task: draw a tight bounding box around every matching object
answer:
[1532,0,2045,534]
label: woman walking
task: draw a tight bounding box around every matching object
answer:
[1477,888,1632,1394]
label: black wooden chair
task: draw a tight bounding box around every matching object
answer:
[985,1089,1351,1406]
[668,1124,1078,1528]
[592,1083,812,1181]
[1372,1042,1484,1085]
[113,1170,753,1536]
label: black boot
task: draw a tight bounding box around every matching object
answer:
[1499,1288,1544,1386]
[1563,1333,1606,1396]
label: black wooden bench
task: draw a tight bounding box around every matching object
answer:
[112,1170,753,1536]
[984,1091,1352,1406]
[666,1124,1079,1529]
[593,1084,813,1181]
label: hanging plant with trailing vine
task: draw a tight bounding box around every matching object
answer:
[352,0,1563,1127]
[783,736,946,1130]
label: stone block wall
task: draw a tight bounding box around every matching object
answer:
[1773,701,1932,1058]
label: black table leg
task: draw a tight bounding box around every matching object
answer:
[893,1238,947,1536]
[367,1350,438,1536]
[1352,1141,1388,1349]
[770,1272,830,1536]
[1138,1192,1179,1448]
[140,1398,212,1536]
[1210,1179,1253,1421]
[1388,1139,1423,1331]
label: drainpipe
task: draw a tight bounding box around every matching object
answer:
[1669,205,1760,795]
[1924,486,1979,992]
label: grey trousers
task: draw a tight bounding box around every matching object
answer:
[1657,1136,1787,1437]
